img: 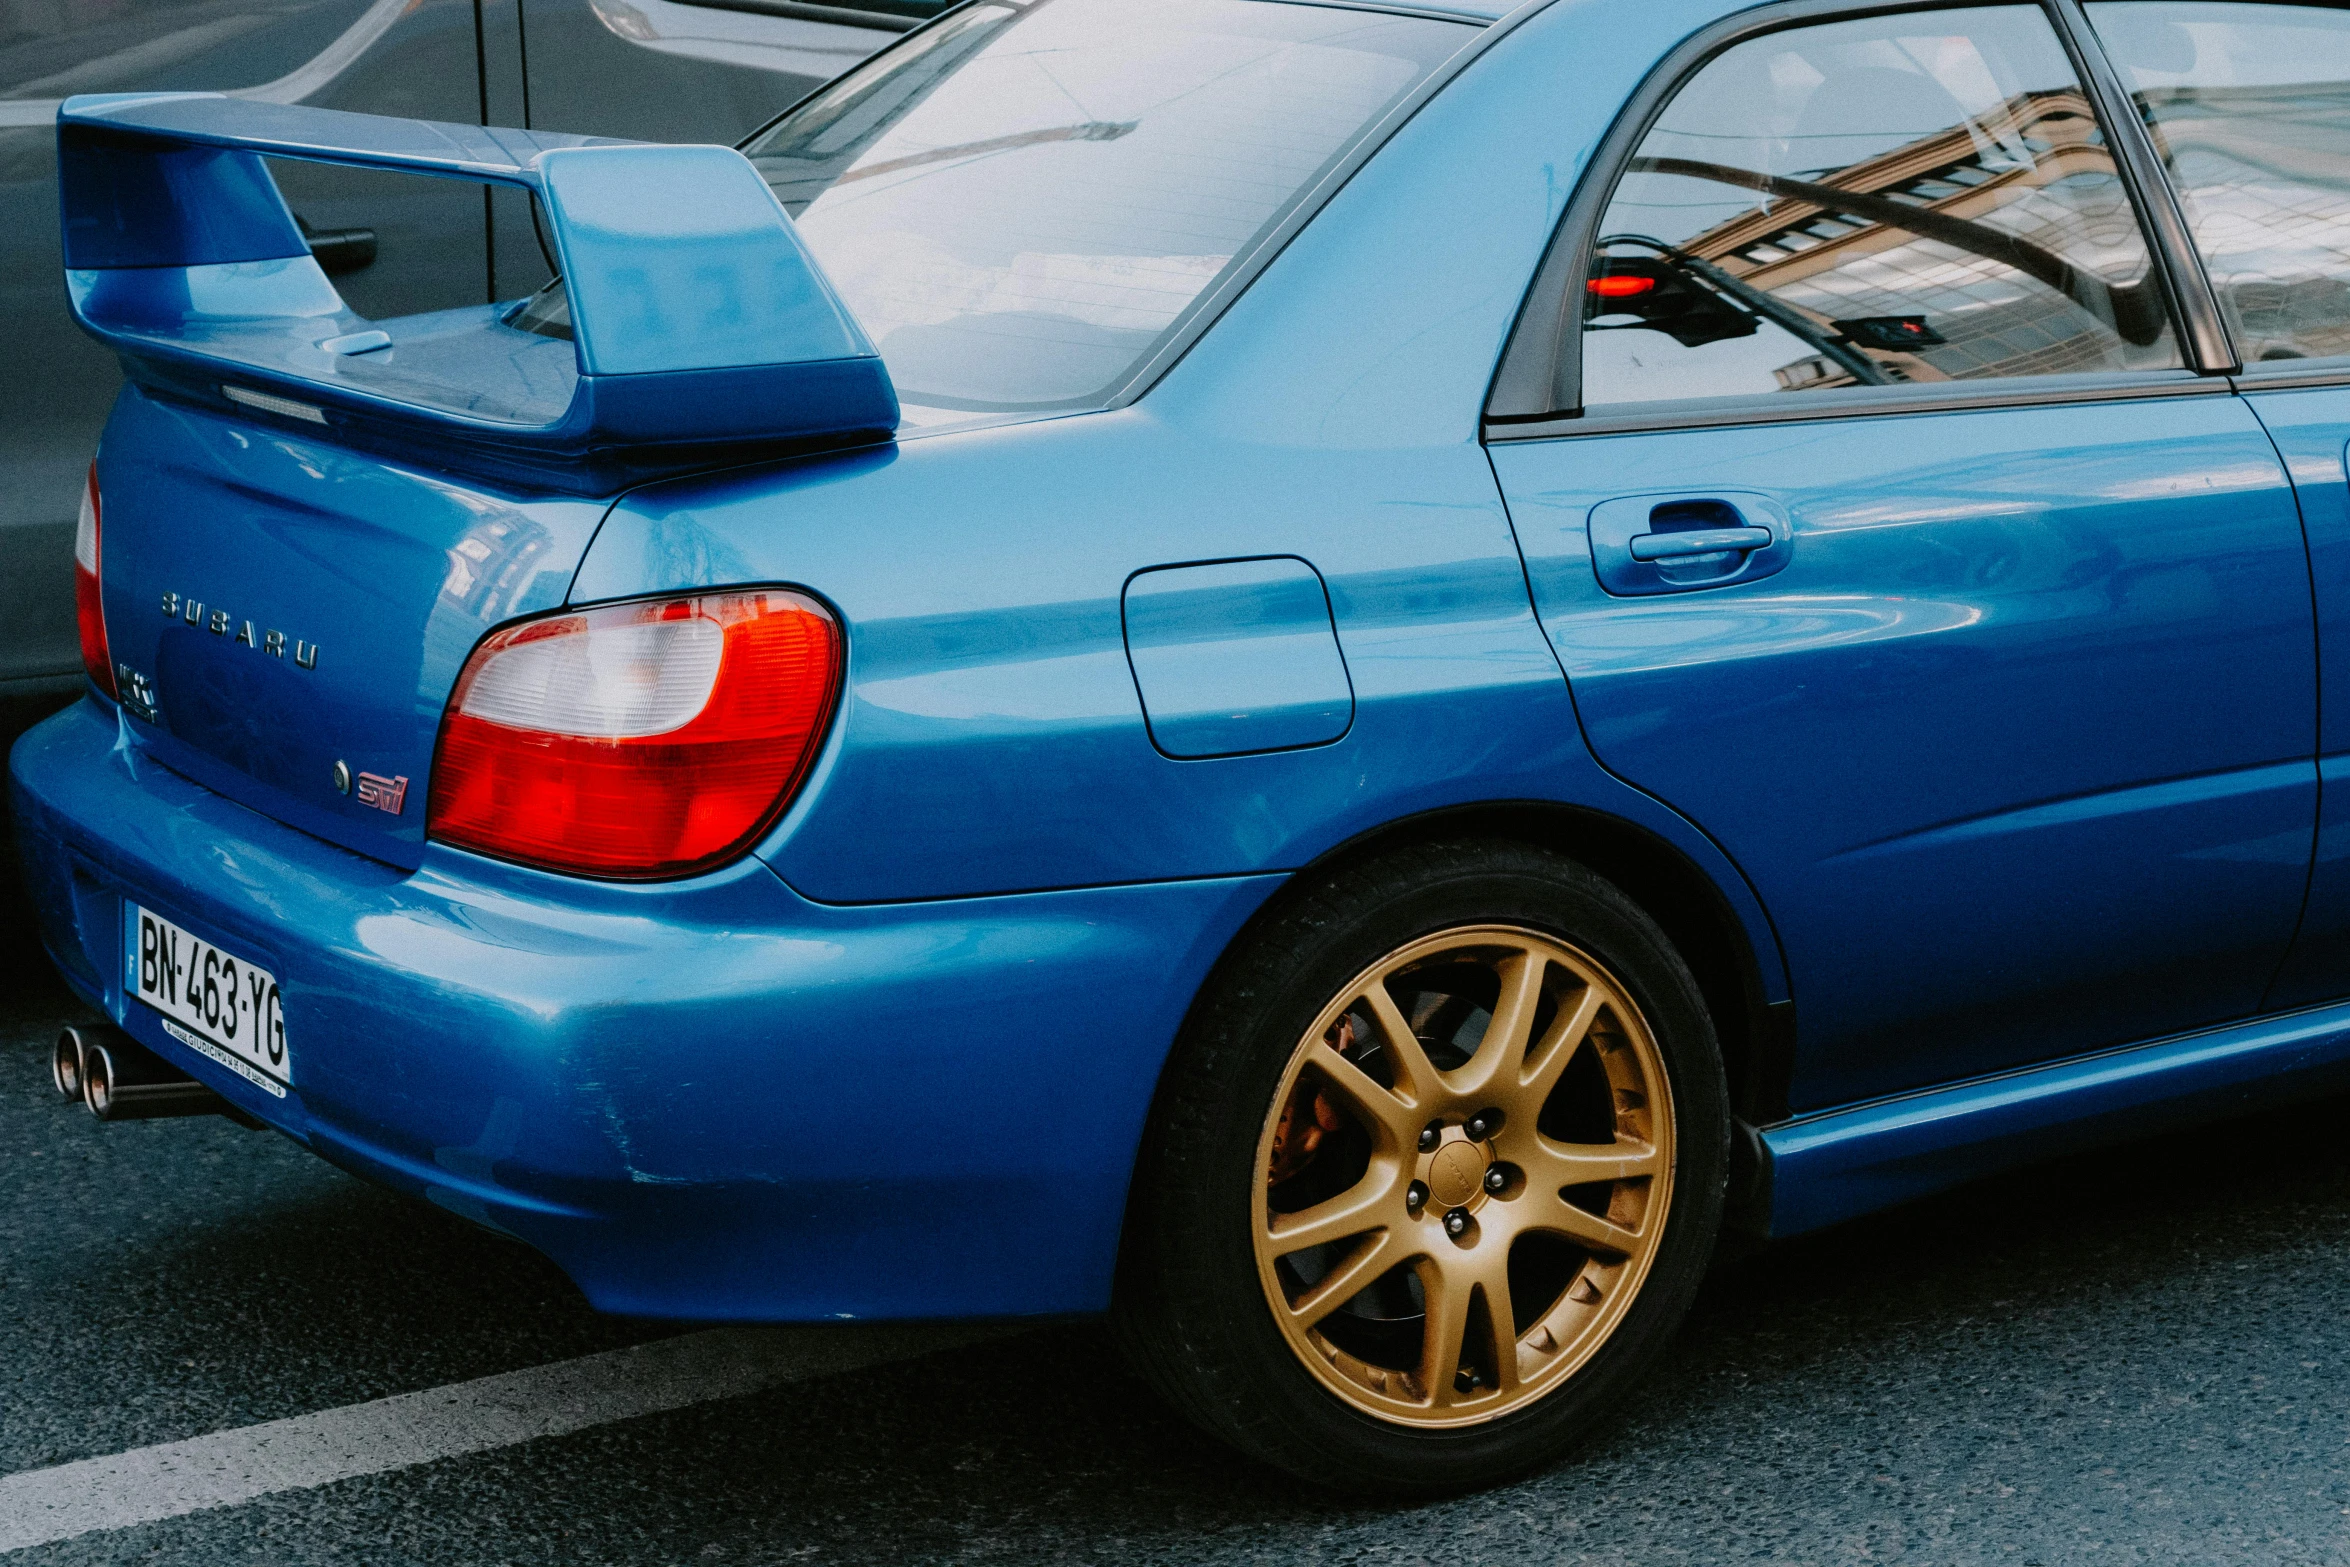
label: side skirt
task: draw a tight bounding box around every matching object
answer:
[1760,999,2350,1237]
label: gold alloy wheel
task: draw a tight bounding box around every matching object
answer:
[1251,926,1675,1428]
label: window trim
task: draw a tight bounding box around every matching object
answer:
[1491,366,2227,442]
[2234,361,2350,393]
[2046,0,2236,368]
[1481,0,2241,436]
[688,0,1498,40]
[671,0,938,34]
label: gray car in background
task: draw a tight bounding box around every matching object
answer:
[0,0,926,737]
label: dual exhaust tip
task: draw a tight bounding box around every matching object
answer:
[52,1025,256,1125]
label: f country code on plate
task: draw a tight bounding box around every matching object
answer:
[123,903,291,1097]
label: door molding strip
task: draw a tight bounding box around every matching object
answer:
[1763,996,2350,1237]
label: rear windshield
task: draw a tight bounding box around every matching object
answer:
[741,0,1472,419]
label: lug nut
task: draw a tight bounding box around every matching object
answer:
[1443,1207,1471,1238]
[1406,1180,1428,1212]
[1465,1107,1504,1141]
[1418,1120,1443,1153]
[1484,1164,1509,1194]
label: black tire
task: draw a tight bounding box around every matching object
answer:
[1114,838,1729,1495]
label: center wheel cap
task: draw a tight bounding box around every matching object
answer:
[1426,1140,1488,1209]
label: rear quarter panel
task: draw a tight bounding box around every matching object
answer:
[573,414,1581,901]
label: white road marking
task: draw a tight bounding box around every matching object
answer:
[0,1323,1000,1554]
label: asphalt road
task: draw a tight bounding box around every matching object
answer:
[6,936,2350,1565]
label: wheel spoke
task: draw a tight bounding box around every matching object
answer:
[1519,981,1605,1104]
[1468,1252,1520,1396]
[1416,1255,1474,1404]
[1526,1134,1661,1188]
[1305,1040,1418,1143]
[1266,1172,1398,1257]
[1525,1191,1645,1258]
[1287,1230,1398,1330]
[1360,983,1444,1111]
[1460,949,1547,1096]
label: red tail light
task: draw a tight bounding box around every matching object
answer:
[427,589,842,879]
[73,464,117,701]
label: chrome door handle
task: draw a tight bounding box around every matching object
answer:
[1627,525,1773,561]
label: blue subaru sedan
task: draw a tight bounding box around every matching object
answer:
[20,0,2350,1493]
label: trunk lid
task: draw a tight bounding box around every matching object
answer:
[96,384,612,870]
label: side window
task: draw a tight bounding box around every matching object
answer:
[2092,2,2350,365]
[1583,6,2182,408]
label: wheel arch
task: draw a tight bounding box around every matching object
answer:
[1222,800,1793,1127]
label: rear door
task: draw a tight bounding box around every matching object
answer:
[1488,3,2317,1112]
[2090,1,2350,1008]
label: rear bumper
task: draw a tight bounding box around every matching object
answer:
[12,698,1279,1320]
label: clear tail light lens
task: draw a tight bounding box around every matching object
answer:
[73,464,117,700]
[428,589,842,879]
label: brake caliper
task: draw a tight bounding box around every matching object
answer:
[1267,1015,1352,1185]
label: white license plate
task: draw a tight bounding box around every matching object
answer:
[123,903,290,1097]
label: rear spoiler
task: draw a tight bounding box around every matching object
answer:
[58,94,898,492]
